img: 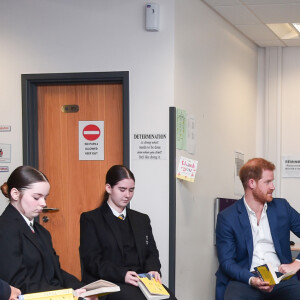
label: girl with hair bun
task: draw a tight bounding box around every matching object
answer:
[0,166,96,299]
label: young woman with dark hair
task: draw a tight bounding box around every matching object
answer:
[0,166,95,299]
[80,165,177,300]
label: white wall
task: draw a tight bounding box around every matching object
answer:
[174,1,258,299]
[276,47,300,243]
[259,46,300,244]
[4,1,290,298]
[0,0,174,284]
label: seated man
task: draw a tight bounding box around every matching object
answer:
[215,158,300,300]
[0,279,20,300]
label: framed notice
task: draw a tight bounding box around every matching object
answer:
[79,121,104,161]
[282,156,300,177]
[0,144,11,163]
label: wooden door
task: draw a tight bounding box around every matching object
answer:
[37,83,123,279]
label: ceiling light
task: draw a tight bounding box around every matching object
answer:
[292,23,300,33]
[267,23,299,40]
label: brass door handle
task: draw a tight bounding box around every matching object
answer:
[42,207,59,212]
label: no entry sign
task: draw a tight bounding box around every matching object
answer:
[83,124,101,141]
[79,121,104,160]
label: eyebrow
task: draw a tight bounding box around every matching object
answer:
[32,192,49,197]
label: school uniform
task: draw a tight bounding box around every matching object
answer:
[0,204,82,293]
[0,279,11,300]
[80,202,176,300]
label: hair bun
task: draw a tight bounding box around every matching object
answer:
[0,182,9,198]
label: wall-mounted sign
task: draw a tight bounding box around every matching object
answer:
[0,125,11,132]
[282,156,300,177]
[176,156,198,182]
[0,144,11,163]
[133,133,167,160]
[0,166,9,172]
[79,121,104,161]
[176,109,186,150]
[234,151,244,196]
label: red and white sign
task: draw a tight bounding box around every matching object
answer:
[83,124,101,141]
[79,121,104,161]
[0,143,11,163]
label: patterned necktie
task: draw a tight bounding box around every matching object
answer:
[30,222,35,233]
[118,214,125,220]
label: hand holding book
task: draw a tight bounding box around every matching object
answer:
[250,277,275,293]
[138,273,170,299]
[278,260,300,275]
[17,279,120,299]
[148,271,162,283]
[254,263,295,285]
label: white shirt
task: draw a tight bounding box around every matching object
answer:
[107,202,127,220]
[244,198,281,272]
[19,212,35,230]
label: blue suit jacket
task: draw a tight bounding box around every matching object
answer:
[215,197,300,300]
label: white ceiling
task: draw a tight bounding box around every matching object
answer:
[202,0,300,47]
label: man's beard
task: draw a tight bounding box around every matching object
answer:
[253,187,273,203]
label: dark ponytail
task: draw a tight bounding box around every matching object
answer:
[103,165,135,202]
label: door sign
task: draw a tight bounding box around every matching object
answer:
[0,143,11,163]
[82,124,101,141]
[79,121,104,161]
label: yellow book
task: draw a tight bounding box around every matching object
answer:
[254,263,295,285]
[18,279,120,299]
[138,273,170,300]
[18,288,75,300]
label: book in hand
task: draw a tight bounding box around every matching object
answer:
[138,273,170,300]
[254,263,295,285]
[79,278,120,297]
[18,279,120,299]
[18,288,76,300]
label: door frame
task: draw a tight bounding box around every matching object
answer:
[21,71,129,168]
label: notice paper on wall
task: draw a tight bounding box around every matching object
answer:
[176,108,186,150]
[0,166,9,172]
[0,125,11,132]
[186,115,196,154]
[176,156,198,182]
[234,151,244,196]
[79,121,104,161]
[0,144,11,163]
[282,156,300,177]
[132,133,167,160]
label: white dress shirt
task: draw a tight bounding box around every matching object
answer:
[19,212,35,231]
[107,202,127,220]
[244,198,281,272]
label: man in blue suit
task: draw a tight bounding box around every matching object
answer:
[215,158,300,299]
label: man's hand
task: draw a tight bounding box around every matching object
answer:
[279,260,300,274]
[9,285,21,300]
[125,271,139,286]
[250,277,274,293]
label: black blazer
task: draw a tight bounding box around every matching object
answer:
[0,279,10,300]
[80,202,161,284]
[0,204,82,293]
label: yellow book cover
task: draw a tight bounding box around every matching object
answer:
[138,273,169,298]
[18,288,75,300]
[254,264,295,285]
